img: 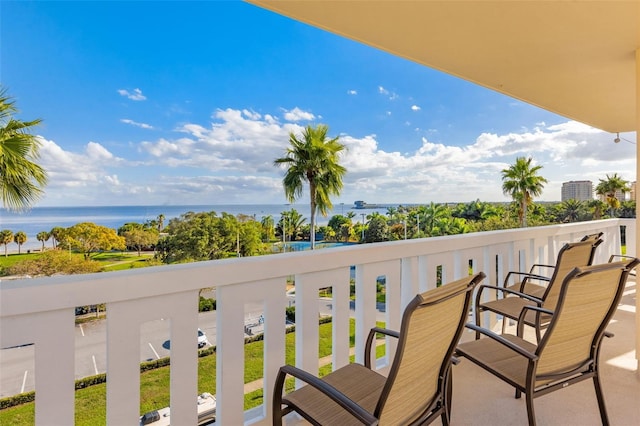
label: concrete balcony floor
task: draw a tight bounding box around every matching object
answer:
[284,276,639,425]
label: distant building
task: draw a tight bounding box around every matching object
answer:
[630,182,636,201]
[561,180,593,202]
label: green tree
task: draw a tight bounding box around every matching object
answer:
[238,220,265,257]
[364,215,389,243]
[619,200,636,218]
[274,124,347,249]
[49,226,66,249]
[65,222,126,259]
[422,202,450,236]
[36,231,50,251]
[13,231,26,254]
[122,228,159,256]
[260,215,275,242]
[587,199,606,220]
[327,215,350,239]
[278,209,306,242]
[501,157,548,227]
[0,229,13,257]
[558,199,588,223]
[0,87,48,211]
[158,211,234,262]
[595,173,630,216]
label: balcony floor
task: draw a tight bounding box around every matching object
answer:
[284,277,639,425]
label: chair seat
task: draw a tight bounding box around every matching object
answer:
[480,297,552,327]
[283,363,386,425]
[505,282,546,298]
[457,333,535,389]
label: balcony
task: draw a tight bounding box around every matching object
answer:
[0,218,637,425]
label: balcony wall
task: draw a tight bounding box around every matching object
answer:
[0,218,635,425]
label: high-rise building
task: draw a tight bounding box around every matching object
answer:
[561,180,593,202]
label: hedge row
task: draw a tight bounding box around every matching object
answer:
[0,317,332,410]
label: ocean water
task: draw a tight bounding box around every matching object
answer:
[0,203,395,252]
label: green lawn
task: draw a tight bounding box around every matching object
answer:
[0,319,386,425]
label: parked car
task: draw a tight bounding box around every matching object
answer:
[198,328,208,348]
[140,392,216,425]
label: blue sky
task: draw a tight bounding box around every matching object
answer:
[2,1,636,207]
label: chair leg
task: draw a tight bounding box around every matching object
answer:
[272,368,287,426]
[441,367,453,426]
[592,375,611,426]
[525,391,536,426]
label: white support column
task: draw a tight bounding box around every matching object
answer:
[0,310,77,426]
[635,47,640,375]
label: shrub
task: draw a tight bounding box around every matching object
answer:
[7,250,102,276]
[285,306,295,322]
[199,296,216,312]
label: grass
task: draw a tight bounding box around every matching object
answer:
[0,319,386,425]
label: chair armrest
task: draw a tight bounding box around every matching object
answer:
[476,284,544,306]
[365,327,399,368]
[504,270,551,284]
[275,365,379,425]
[461,324,538,361]
[528,263,554,273]
[516,305,554,336]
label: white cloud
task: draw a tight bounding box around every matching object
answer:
[378,86,399,100]
[347,90,357,95]
[121,119,153,129]
[117,88,146,101]
[282,107,315,122]
[411,105,421,111]
[36,111,635,207]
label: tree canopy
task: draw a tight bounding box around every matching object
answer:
[0,87,48,211]
[274,124,346,249]
[501,157,548,227]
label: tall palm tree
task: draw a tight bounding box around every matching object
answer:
[0,87,48,211]
[37,231,50,250]
[501,157,548,227]
[559,199,586,223]
[1,229,13,257]
[274,124,346,249]
[13,231,27,254]
[595,173,630,217]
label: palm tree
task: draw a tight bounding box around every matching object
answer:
[501,157,548,227]
[274,124,346,249]
[587,199,606,220]
[1,229,13,257]
[558,199,586,223]
[260,215,275,242]
[37,231,50,250]
[595,173,630,217]
[157,214,165,232]
[423,202,450,236]
[14,231,27,254]
[50,226,65,248]
[0,87,48,211]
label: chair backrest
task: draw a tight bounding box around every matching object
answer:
[580,231,603,242]
[534,258,638,384]
[374,272,485,424]
[541,239,603,309]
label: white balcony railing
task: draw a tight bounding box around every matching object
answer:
[0,218,635,425]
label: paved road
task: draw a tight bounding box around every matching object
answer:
[0,296,376,398]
